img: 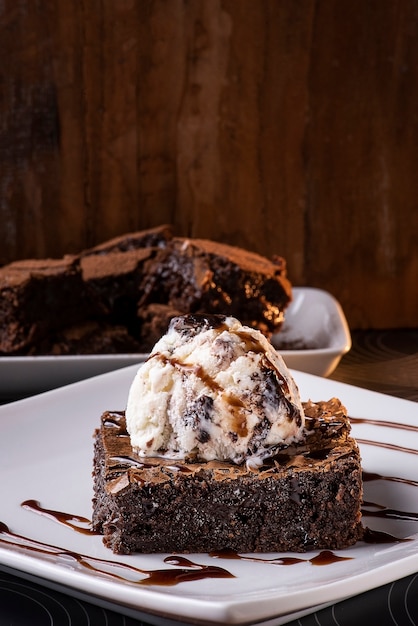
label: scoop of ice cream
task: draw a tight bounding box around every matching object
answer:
[126,314,305,467]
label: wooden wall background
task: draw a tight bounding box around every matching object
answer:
[1,0,417,329]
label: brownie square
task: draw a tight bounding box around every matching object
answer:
[92,398,363,554]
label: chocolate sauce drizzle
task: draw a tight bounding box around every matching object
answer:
[350,416,418,433]
[209,549,353,566]
[363,471,418,489]
[348,415,418,456]
[0,521,234,586]
[362,500,418,522]
[362,527,411,544]
[21,500,98,535]
[357,438,418,456]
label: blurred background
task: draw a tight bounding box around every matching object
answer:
[1,0,417,329]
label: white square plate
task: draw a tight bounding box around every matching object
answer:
[0,366,417,625]
[0,287,351,400]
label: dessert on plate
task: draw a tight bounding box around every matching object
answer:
[92,314,363,554]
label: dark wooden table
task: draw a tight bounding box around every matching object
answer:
[1,329,417,625]
[330,329,418,402]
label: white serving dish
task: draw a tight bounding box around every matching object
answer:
[0,287,350,400]
[0,367,417,625]
[272,287,351,376]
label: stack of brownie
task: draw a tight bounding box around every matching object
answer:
[0,225,292,355]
